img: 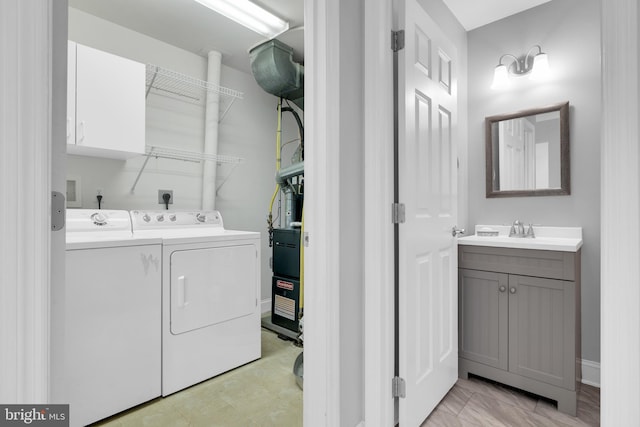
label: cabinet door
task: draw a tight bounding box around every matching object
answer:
[508,275,575,389]
[74,44,145,156]
[459,269,508,370]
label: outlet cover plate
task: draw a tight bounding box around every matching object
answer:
[158,189,173,204]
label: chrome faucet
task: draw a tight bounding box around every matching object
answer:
[509,220,535,238]
[509,220,526,237]
[525,223,535,238]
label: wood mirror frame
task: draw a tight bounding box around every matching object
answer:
[485,101,570,198]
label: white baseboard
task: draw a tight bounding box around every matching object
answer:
[581,359,600,388]
[261,298,271,314]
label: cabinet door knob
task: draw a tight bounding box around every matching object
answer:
[510,287,517,294]
[499,285,506,293]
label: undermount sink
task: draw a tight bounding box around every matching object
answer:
[458,225,583,252]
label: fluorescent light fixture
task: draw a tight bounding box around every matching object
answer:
[194,0,289,39]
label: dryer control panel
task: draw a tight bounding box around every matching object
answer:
[130,210,224,230]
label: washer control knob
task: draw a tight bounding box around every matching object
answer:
[196,213,206,223]
[169,214,177,222]
[91,212,107,226]
[142,213,151,223]
[156,214,165,222]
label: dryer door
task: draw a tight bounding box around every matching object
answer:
[170,244,257,335]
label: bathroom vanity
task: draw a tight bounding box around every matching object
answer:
[458,226,582,416]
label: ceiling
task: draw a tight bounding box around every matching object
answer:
[442,0,552,31]
[68,0,552,74]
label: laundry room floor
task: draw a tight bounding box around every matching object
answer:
[92,329,303,427]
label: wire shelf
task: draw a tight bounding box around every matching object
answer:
[145,146,243,164]
[130,146,244,194]
[145,64,243,121]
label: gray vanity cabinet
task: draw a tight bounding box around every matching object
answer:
[458,245,581,416]
[459,269,508,370]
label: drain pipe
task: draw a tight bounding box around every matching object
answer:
[202,50,222,210]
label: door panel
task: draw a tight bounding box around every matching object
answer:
[508,275,575,389]
[459,269,508,370]
[398,0,459,424]
[170,244,257,335]
[75,43,145,153]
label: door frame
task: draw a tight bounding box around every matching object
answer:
[362,0,396,425]
[0,0,67,403]
[305,0,396,425]
[303,0,341,424]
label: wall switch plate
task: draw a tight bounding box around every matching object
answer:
[158,190,173,205]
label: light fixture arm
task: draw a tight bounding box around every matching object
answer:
[497,45,545,76]
[497,53,521,73]
[524,45,544,63]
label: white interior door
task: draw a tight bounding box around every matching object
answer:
[397,0,459,424]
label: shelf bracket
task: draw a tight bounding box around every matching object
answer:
[130,149,155,194]
[130,146,243,194]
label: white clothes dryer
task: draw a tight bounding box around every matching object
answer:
[65,210,162,427]
[130,210,261,396]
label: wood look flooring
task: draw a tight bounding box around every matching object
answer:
[422,375,600,427]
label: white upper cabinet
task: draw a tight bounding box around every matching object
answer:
[67,41,145,159]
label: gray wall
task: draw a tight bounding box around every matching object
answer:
[467,0,601,363]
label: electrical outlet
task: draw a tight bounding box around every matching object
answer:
[158,190,173,205]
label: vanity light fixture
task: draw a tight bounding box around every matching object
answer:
[491,45,550,90]
[193,0,289,39]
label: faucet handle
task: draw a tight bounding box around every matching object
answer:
[526,223,535,238]
[509,223,517,237]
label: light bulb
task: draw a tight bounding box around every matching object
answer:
[530,53,550,81]
[491,64,510,90]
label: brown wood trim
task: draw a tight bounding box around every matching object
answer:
[485,101,570,198]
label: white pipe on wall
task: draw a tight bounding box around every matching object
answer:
[202,50,222,210]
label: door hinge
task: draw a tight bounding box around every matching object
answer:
[392,376,406,398]
[391,30,405,52]
[51,191,65,231]
[392,203,406,224]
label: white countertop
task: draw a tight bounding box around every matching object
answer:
[458,225,583,252]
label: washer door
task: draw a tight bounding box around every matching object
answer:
[170,244,257,335]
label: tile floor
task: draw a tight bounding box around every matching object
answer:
[92,329,599,427]
[92,329,303,427]
[422,375,600,427]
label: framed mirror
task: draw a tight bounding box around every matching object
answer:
[485,101,570,198]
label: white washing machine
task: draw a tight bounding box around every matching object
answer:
[130,210,261,396]
[65,210,162,427]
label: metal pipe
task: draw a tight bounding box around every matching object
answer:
[202,50,222,210]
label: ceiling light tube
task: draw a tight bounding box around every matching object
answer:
[194,0,289,39]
